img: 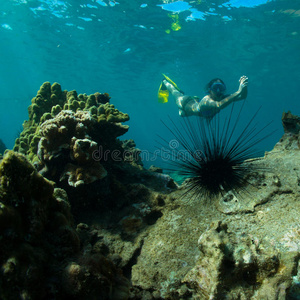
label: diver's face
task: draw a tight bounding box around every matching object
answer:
[210,82,226,98]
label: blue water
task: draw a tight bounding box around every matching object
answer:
[1,0,300,168]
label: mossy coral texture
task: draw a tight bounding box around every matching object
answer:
[0,151,130,299]
[0,151,76,298]
[13,82,129,163]
[12,82,132,188]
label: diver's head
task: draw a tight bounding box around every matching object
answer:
[206,78,226,99]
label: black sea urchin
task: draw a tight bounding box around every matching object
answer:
[158,103,273,199]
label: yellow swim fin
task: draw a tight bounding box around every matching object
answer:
[158,82,169,103]
[162,73,182,92]
[158,74,182,103]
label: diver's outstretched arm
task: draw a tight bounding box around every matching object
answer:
[215,75,248,110]
[237,75,248,100]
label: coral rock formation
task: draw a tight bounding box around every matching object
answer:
[5,82,177,299]
[37,110,109,186]
[0,151,130,299]
[13,81,129,163]
[12,83,176,223]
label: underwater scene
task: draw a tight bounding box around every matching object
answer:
[1,0,300,299]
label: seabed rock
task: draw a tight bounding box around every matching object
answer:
[183,221,298,299]
[130,111,300,299]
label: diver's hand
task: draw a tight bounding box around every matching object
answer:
[238,75,248,93]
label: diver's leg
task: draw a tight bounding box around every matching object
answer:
[162,80,199,116]
[182,98,199,116]
[163,80,184,99]
[163,80,187,110]
[175,94,198,117]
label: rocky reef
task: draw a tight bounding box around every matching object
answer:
[12,82,175,219]
[0,82,176,299]
[130,111,300,299]
[0,151,130,299]
[2,81,300,299]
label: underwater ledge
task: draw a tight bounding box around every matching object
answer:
[0,82,300,299]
